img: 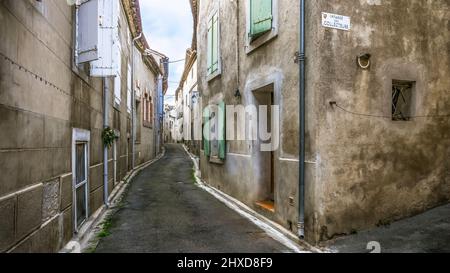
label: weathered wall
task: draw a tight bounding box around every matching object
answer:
[311,0,450,242]
[197,0,450,244]
[197,0,304,236]
[133,49,158,166]
[0,0,154,252]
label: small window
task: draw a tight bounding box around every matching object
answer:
[74,140,89,231]
[136,100,141,143]
[392,80,415,121]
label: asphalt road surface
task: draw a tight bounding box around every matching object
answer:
[95,144,291,253]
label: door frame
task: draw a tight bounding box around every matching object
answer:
[72,128,91,233]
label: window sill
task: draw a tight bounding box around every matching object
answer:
[246,29,278,55]
[207,70,221,83]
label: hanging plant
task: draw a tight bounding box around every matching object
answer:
[102,127,117,148]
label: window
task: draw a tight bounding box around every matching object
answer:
[150,97,154,126]
[72,129,90,232]
[246,0,278,53]
[203,102,226,162]
[392,80,415,121]
[136,100,141,143]
[207,11,220,78]
[127,63,132,113]
[143,93,153,128]
[75,143,88,228]
[249,0,273,39]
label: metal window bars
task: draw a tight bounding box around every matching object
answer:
[392,82,413,121]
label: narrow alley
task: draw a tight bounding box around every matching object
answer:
[94,145,292,253]
[1,0,449,256]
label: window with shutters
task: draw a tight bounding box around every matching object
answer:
[203,102,226,163]
[136,100,141,143]
[143,92,153,128]
[75,0,120,77]
[246,0,278,54]
[127,63,132,114]
[249,0,273,39]
[206,10,221,80]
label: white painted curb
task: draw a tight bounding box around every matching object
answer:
[60,148,166,253]
[182,145,322,253]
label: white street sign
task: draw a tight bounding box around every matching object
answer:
[322,12,351,31]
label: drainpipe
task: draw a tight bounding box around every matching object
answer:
[103,77,110,207]
[131,33,142,169]
[298,0,306,239]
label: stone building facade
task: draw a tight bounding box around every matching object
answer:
[177,49,201,156]
[0,0,166,252]
[196,0,450,243]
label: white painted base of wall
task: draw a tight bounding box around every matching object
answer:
[182,145,323,253]
[60,149,166,253]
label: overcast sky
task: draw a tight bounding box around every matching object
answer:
[139,0,193,105]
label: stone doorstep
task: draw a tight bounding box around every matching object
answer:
[182,145,323,253]
[60,149,166,253]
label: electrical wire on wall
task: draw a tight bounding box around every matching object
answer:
[167,58,185,64]
[0,51,114,117]
[330,101,450,119]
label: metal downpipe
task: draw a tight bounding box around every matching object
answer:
[298,0,306,239]
[103,77,110,207]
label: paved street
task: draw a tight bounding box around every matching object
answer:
[324,204,450,253]
[95,144,291,253]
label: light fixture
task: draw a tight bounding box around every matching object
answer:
[234,89,241,100]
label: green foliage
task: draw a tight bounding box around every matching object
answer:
[98,218,113,239]
[102,127,117,148]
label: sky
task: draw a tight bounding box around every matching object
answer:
[139,0,194,105]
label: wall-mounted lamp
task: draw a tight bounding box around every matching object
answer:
[234,89,242,100]
[357,53,371,69]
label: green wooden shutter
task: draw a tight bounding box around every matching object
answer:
[203,107,211,156]
[250,0,273,38]
[218,101,226,160]
[207,17,213,75]
[211,13,219,73]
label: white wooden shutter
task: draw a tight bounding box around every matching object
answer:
[114,43,122,105]
[90,0,119,77]
[76,0,99,64]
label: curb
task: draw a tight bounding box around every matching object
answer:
[182,145,323,253]
[60,148,166,253]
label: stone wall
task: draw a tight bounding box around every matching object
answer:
[309,0,450,242]
[0,0,158,252]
